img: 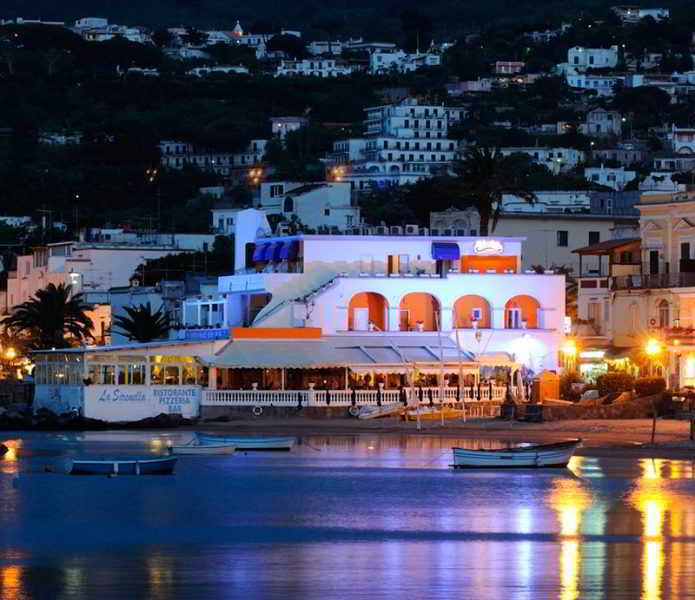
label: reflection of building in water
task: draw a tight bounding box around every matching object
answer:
[0,439,21,474]
[147,554,175,600]
[1,565,22,600]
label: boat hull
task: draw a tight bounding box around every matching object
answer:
[357,403,404,420]
[169,443,236,455]
[70,456,177,475]
[197,434,296,450]
[452,440,580,469]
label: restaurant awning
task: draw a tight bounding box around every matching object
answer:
[431,242,460,261]
[270,242,284,262]
[202,335,477,370]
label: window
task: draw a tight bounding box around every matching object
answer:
[557,231,569,247]
[472,308,483,322]
[589,231,600,245]
[506,308,522,329]
[681,242,690,260]
[324,208,330,216]
[283,197,294,212]
[658,300,669,328]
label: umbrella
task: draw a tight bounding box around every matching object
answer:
[325,388,331,406]
[377,386,382,407]
[470,383,475,400]
[297,392,302,409]
[400,387,407,405]
[418,387,424,405]
[428,388,434,406]
[455,385,460,402]
[488,381,493,400]
[477,383,481,401]
[351,388,357,407]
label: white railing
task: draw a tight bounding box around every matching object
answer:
[203,385,508,407]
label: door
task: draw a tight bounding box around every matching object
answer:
[649,250,659,275]
[353,308,369,331]
[681,242,690,260]
[507,308,521,329]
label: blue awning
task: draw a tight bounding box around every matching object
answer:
[431,242,460,260]
[270,242,284,262]
[253,243,272,262]
[279,240,299,260]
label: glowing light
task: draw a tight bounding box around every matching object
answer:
[4,347,16,360]
[563,340,577,356]
[1,565,21,600]
[645,338,660,356]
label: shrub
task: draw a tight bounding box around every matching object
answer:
[635,377,666,397]
[597,373,635,396]
[560,371,583,402]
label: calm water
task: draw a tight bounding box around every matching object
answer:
[1,432,695,599]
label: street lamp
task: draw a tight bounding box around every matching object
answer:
[249,168,263,185]
[644,337,662,443]
[563,339,577,372]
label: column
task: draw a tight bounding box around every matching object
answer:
[336,306,349,332]
[440,307,453,331]
[388,307,401,331]
[209,367,217,390]
[492,307,505,329]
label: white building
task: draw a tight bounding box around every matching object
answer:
[567,46,619,70]
[640,171,686,193]
[501,191,592,213]
[258,182,360,232]
[276,59,357,78]
[583,108,622,137]
[328,98,464,190]
[73,18,150,43]
[307,41,343,55]
[498,147,585,173]
[566,74,619,96]
[187,65,249,77]
[668,126,695,154]
[159,139,267,175]
[611,6,670,22]
[270,116,308,140]
[584,166,637,190]
[369,49,442,74]
[209,208,272,271]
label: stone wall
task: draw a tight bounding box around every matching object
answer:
[533,393,665,421]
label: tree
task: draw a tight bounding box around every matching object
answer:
[453,147,536,235]
[113,302,170,343]
[267,34,307,59]
[2,283,93,349]
[151,28,174,48]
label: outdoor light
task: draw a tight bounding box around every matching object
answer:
[4,347,16,360]
[563,340,577,356]
[645,338,660,356]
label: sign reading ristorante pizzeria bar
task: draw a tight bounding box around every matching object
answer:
[473,240,504,255]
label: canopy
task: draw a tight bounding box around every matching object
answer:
[279,240,300,260]
[203,335,477,370]
[431,242,460,261]
[270,242,285,262]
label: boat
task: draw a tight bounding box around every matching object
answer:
[69,456,177,475]
[357,403,404,420]
[406,406,465,421]
[196,434,297,450]
[452,439,581,469]
[168,441,236,455]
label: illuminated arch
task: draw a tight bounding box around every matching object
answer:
[348,292,388,331]
[399,292,441,331]
[453,295,491,328]
[505,295,541,329]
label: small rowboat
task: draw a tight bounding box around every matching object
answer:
[452,439,581,469]
[357,403,404,420]
[197,434,297,451]
[168,441,236,455]
[69,456,177,475]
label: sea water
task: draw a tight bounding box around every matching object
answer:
[1,431,694,599]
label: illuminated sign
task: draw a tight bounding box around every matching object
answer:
[473,240,504,255]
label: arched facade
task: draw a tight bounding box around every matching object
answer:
[453,295,491,328]
[399,292,440,331]
[348,292,388,331]
[505,295,540,329]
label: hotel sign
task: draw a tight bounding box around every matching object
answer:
[473,240,504,255]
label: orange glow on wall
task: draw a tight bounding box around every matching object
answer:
[461,255,517,273]
[348,292,388,331]
[399,293,440,331]
[230,327,322,339]
[505,295,540,328]
[454,295,491,328]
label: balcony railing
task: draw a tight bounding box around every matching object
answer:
[203,385,507,407]
[613,272,695,290]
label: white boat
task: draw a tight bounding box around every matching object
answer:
[357,403,404,420]
[197,434,297,451]
[452,439,581,469]
[168,441,236,455]
[69,456,177,475]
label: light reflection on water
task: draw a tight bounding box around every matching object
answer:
[0,432,695,599]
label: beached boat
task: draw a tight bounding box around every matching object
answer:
[357,403,404,420]
[452,439,581,469]
[406,406,465,421]
[168,441,236,455]
[197,434,297,450]
[69,456,177,475]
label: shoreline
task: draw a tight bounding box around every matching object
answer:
[188,417,695,460]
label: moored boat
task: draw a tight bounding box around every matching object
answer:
[69,456,177,475]
[452,439,581,469]
[197,434,297,450]
[168,442,236,455]
[357,403,404,420]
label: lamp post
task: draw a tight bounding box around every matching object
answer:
[563,339,577,373]
[645,337,661,444]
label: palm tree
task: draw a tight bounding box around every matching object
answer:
[454,147,536,235]
[2,283,93,349]
[113,303,170,343]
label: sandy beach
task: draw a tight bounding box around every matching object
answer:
[192,417,695,459]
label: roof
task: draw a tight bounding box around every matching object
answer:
[572,237,640,255]
[30,340,206,355]
[204,335,477,369]
[284,184,330,196]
